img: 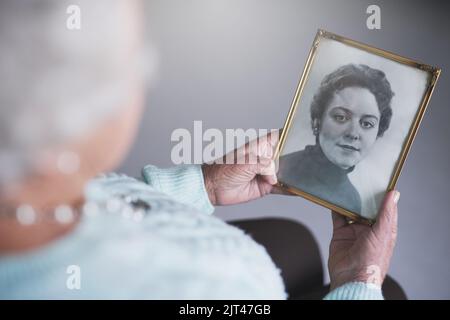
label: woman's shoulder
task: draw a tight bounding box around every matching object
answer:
[279,145,317,162]
[278,145,318,173]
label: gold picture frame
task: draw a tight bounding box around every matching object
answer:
[274,29,441,225]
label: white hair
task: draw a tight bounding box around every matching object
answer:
[0,0,154,186]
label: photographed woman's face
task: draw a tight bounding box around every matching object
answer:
[318,86,380,169]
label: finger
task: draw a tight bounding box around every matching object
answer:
[267,129,281,149]
[331,211,348,230]
[235,144,260,165]
[243,157,271,175]
[373,190,399,236]
[256,158,278,185]
[260,173,277,185]
[246,129,282,162]
[258,158,275,175]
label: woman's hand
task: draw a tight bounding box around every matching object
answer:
[201,130,281,206]
[328,190,400,290]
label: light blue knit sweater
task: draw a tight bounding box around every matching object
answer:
[0,164,382,299]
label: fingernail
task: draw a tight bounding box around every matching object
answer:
[393,191,400,204]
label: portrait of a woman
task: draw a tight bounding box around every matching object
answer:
[278,63,395,214]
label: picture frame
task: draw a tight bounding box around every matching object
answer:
[274,29,441,224]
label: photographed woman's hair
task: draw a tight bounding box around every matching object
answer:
[310,64,394,137]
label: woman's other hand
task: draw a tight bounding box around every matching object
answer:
[328,190,400,290]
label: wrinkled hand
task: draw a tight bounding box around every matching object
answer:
[328,190,400,290]
[201,130,282,206]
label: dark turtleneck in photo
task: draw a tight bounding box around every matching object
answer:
[277,144,362,214]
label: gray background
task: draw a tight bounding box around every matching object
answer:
[120,0,450,299]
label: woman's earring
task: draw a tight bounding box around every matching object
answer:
[313,126,319,135]
[312,119,320,136]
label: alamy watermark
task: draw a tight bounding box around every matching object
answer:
[66,264,81,290]
[171,121,279,165]
[366,264,382,285]
[366,5,381,30]
[66,5,81,30]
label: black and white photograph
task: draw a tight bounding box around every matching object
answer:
[276,30,440,222]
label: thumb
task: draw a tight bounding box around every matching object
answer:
[373,190,400,239]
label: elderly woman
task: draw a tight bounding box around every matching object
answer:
[0,0,399,299]
[278,64,394,214]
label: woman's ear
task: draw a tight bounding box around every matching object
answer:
[312,119,321,136]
